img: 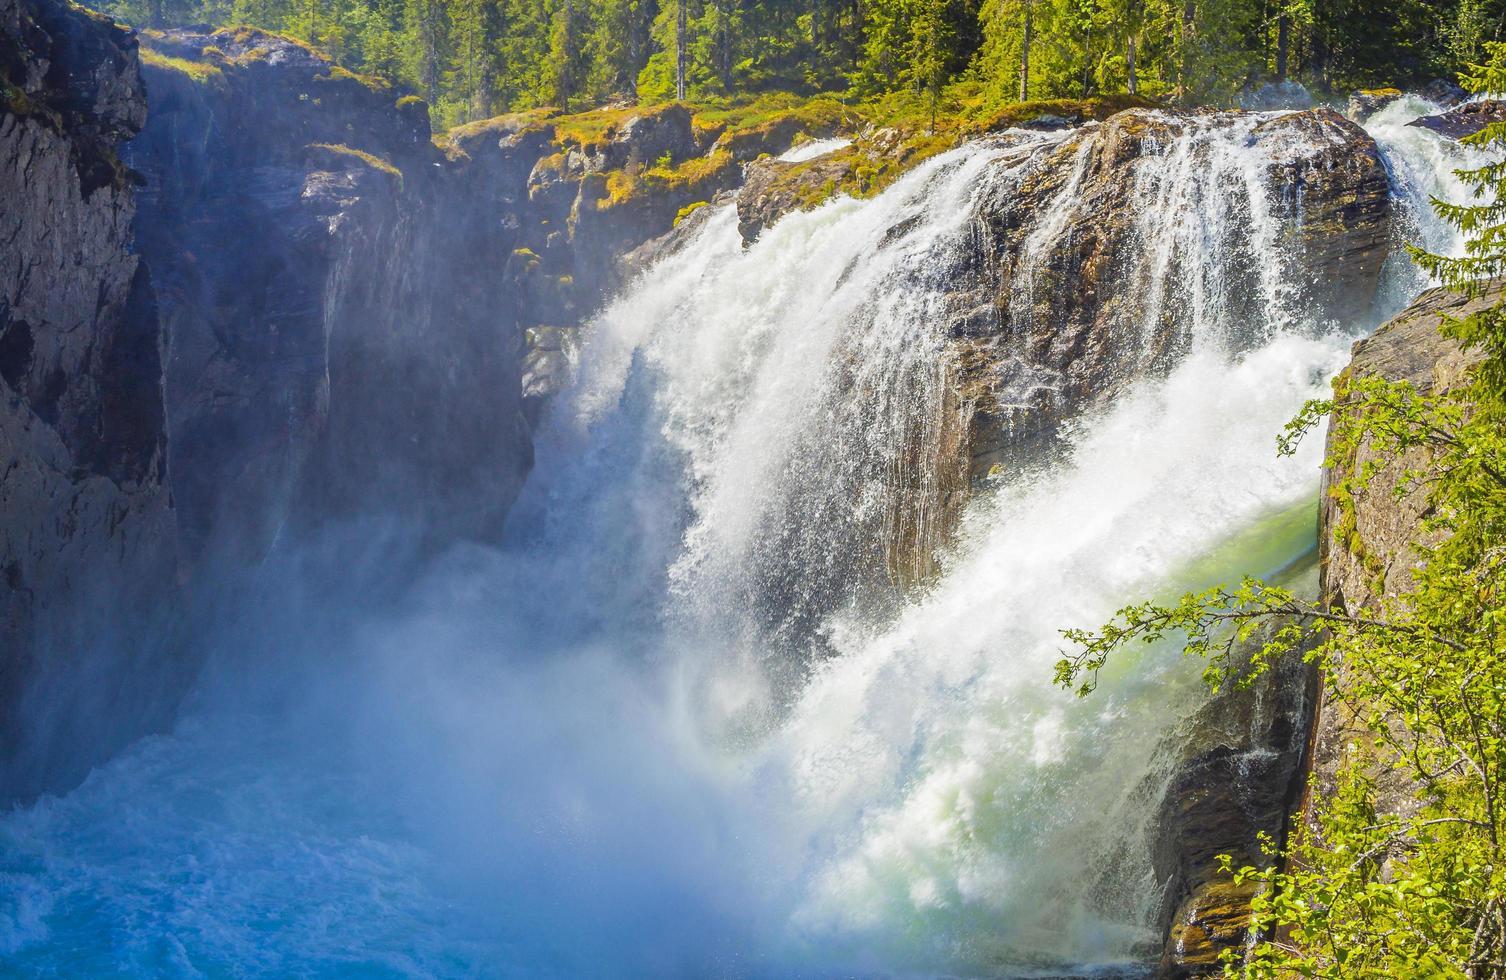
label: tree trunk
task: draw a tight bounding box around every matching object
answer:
[676,0,687,101]
[1019,0,1031,101]
[719,0,732,91]
[1177,0,1194,100]
[423,0,439,103]
[1276,12,1290,81]
[1126,32,1137,94]
[1082,24,1092,97]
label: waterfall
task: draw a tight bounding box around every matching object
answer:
[0,109,1481,977]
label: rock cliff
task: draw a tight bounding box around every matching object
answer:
[0,11,840,801]
[129,28,532,563]
[0,0,180,799]
[1307,285,1493,825]
[954,108,1391,484]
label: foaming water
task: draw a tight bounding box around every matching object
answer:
[0,108,1480,977]
[776,137,852,163]
[1362,94,1491,313]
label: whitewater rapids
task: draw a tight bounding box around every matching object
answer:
[0,101,1480,977]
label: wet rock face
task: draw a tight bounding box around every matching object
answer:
[1152,637,1318,976]
[128,28,531,563]
[1416,78,1468,108]
[1407,98,1506,140]
[954,107,1391,482]
[0,0,180,800]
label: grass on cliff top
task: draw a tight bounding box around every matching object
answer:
[223,25,321,57]
[139,45,223,83]
[322,64,392,93]
[435,86,1159,213]
[307,142,403,187]
[598,148,740,209]
[436,107,557,158]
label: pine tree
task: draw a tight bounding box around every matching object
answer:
[404,0,449,103]
[910,0,949,129]
[547,0,591,108]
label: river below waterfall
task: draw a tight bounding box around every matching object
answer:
[0,100,1480,978]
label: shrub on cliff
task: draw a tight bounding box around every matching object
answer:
[1057,46,1506,978]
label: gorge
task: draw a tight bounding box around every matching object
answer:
[0,0,1492,974]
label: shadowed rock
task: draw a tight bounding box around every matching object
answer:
[0,0,180,801]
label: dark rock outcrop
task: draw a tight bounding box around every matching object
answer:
[446,100,837,404]
[736,145,856,243]
[0,0,180,800]
[1153,619,1319,976]
[1417,78,1469,108]
[1408,98,1506,140]
[1346,87,1402,121]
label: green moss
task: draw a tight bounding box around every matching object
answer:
[140,46,223,83]
[1,80,46,120]
[532,150,568,178]
[224,26,321,56]
[550,104,647,151]
[325,64,391,92]
[674,200,709,226]
[307,142,403,188]
[396,94,425,110]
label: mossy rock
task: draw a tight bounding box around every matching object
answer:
[139,46,223,83]
[306,142,403,188]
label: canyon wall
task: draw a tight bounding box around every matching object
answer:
[0,0,180,800]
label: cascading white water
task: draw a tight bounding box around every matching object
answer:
[1365,94,1489,313]
[0,106,1482,978]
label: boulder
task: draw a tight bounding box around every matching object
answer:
[1346,87,1402,121]
[1407,98,1506,140]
